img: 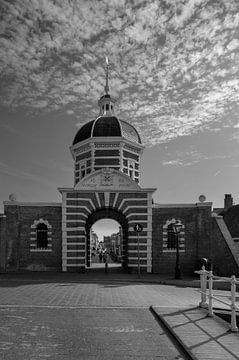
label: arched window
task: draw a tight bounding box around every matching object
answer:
[162,219,185,253]
[167,223,176,250]
[36,223,48,248]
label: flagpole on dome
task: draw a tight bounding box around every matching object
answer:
[105,56,109,95]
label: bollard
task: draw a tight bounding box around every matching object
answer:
[199,265,208,308]
[230,275,238,332]
[105,262,108,273]
[208,270,214,317]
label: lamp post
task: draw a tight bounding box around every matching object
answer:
[172,221,183,279]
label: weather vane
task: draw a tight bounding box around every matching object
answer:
[105,56,109,94]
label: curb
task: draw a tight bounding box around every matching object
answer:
[150,306,198,360]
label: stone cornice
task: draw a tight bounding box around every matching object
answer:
[3,201,62,207]
[153,202,213,208]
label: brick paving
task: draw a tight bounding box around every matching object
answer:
[152,307,239,360]
[0,272,237,359]
[0,277,200,308]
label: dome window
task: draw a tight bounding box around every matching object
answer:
[80,163,86,179]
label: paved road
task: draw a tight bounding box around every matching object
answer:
[0,274,232,359]
[0,307,187,360]
[0,275,201,359]
[0,280,199,308]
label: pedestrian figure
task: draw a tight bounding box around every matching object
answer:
[103,252,107,263]
[103,253,108,273]
[99,253,103,263]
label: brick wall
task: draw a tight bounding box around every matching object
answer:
[152,204,212,276]
[4,204,62,272]
[0,215,7,272]
[210,217,239,277]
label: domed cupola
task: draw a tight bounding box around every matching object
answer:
[70,58,144,186]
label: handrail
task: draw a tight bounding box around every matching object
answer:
[195,266,239,332]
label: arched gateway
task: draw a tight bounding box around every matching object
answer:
[59,168,155,272]
[59,59,156,273]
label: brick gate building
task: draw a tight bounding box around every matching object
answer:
[1,69,239,277]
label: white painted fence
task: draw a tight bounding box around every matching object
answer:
[195,266,239,332]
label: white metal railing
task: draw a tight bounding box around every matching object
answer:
[195,266,239,332]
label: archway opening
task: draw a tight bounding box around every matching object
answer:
[85,208,128,272]
[90,219,122,270]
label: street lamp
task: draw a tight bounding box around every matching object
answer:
[172,221,183,279]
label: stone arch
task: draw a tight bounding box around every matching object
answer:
[30,218,52,252]
[85,208,128,268]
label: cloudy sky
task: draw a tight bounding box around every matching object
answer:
[1,0,239,226]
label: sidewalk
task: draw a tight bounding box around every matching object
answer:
[151,306,239,360]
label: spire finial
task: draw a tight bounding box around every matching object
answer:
[105,56,109,94]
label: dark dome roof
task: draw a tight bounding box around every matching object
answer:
[73,116,141,145]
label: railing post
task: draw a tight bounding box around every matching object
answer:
[230,275,238,332]
[199,265,208,308]
[208,270,214,317]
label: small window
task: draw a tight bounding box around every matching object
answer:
[80,163,86,178]
[81,169,86,178]
[37,223,48,249]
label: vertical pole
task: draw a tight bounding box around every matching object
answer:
[199,266,208,308]
[208,270,214,317]
[175,233,180,279]
[230,275,238,332]
[137,232,140,278]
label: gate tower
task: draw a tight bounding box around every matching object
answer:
[59,60,156,272]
